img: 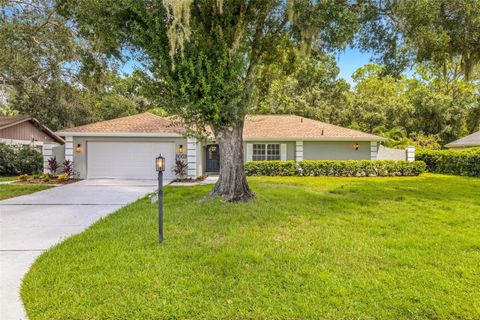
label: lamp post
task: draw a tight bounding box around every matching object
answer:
[156,154,166,243]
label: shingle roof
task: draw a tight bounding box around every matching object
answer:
[445,130,480,148]
[58,113,185,134]
[57,112,385,141]
[244,115,385,141]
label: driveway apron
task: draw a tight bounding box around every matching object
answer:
[0,179,162,320]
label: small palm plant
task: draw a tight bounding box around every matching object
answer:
[47,156,59,176]
[173,159,188,178]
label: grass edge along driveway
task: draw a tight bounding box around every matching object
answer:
[22,174,480,319]
[0,184,53,201]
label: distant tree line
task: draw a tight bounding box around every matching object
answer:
[1,0,479,145]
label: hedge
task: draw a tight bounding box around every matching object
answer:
[245,160,298,176]
[416,148,480,177]
[245,160,425,177]
[299,160,425,177]
[0,143,43,176]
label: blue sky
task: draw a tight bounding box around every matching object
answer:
[121,47,374,85]
[336,48,373,84]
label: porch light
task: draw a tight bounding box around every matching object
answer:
[156,154,166,172]
[354,143,359,150]
[178,144,184,154]
[75,144,82,153]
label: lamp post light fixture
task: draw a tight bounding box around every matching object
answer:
[156,154,166,243]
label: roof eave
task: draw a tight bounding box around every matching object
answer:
[55,131,184,138]
[243,136,387,142]
[0,117,31,130]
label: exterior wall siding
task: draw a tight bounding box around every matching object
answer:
[303,141,371,160]
[72,136,187,179]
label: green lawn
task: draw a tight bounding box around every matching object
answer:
[22,174,480,319]
[0,184,52,200]
[0,175,18,182]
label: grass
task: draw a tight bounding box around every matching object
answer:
[21,174,480,319]
[0,175,18,182]
[0,184,52,200]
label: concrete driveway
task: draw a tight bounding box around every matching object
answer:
[0,179,164,320]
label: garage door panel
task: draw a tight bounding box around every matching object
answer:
[87,141,175,179]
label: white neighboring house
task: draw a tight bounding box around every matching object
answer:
[444,130,480,149]
[52,112,416,180]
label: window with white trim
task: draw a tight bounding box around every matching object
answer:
[252,143,281,161]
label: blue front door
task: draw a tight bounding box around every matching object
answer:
[206,144,220,172]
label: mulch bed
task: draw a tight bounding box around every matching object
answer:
[172,175,208,183]
[15,178,82,185]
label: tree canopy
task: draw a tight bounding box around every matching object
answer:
[1,0,479,201]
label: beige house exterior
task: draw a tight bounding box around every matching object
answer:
[53,113,399,180]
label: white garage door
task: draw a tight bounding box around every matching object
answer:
[87,141,175,179]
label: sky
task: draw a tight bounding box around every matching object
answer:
[336,48,373,84]
[121,47,374,85]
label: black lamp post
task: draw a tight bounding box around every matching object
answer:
[156,154,166,243]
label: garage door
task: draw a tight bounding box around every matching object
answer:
[87,141,175,179]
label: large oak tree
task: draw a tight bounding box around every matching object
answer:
[57,0,362,201]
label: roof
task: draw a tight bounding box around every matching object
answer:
[57,112,385,141]
[0,115,31,128]
[445,130,480,148]
[57,113,185,136]
[0,115,65,144]
[243,115,385,141]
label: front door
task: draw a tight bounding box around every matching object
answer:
[206,144,220,172]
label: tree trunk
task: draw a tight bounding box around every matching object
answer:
[210,120,255,202]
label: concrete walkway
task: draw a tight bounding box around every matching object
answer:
[0,179,163,320]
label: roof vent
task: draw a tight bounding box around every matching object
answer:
[321,129,324,135]
[301,118,303,123]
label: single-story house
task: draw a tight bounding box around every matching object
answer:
[444,130,480,149]
[52,112,411,180]
[0,115,64,150]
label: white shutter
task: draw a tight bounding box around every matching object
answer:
[246,143,253,161]
[280,143,287,161]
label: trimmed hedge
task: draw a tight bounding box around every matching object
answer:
[299,160,425,177]
[416,148,480,177]
[0,143,43,176]
[245,160,426,177]
[245,160,298,176]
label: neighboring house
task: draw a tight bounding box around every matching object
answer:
[53,112,393,180]
[444,130,480,149]
[0,115,64,150]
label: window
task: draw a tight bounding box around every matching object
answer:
[252,144,281,161]
[252,144,266,161]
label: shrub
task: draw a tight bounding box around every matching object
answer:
[47,156,60,176]
[42,173,51,183]
[62,160,74,177]
[298,160,426,177]
[0,143,17,175]
[19,173,29,181]
[0,143,43,175]
[173,158,188,178]
[416,148,480,177]
[245,161,298,176]
[16,145,43,174]
[57,173,69,182]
